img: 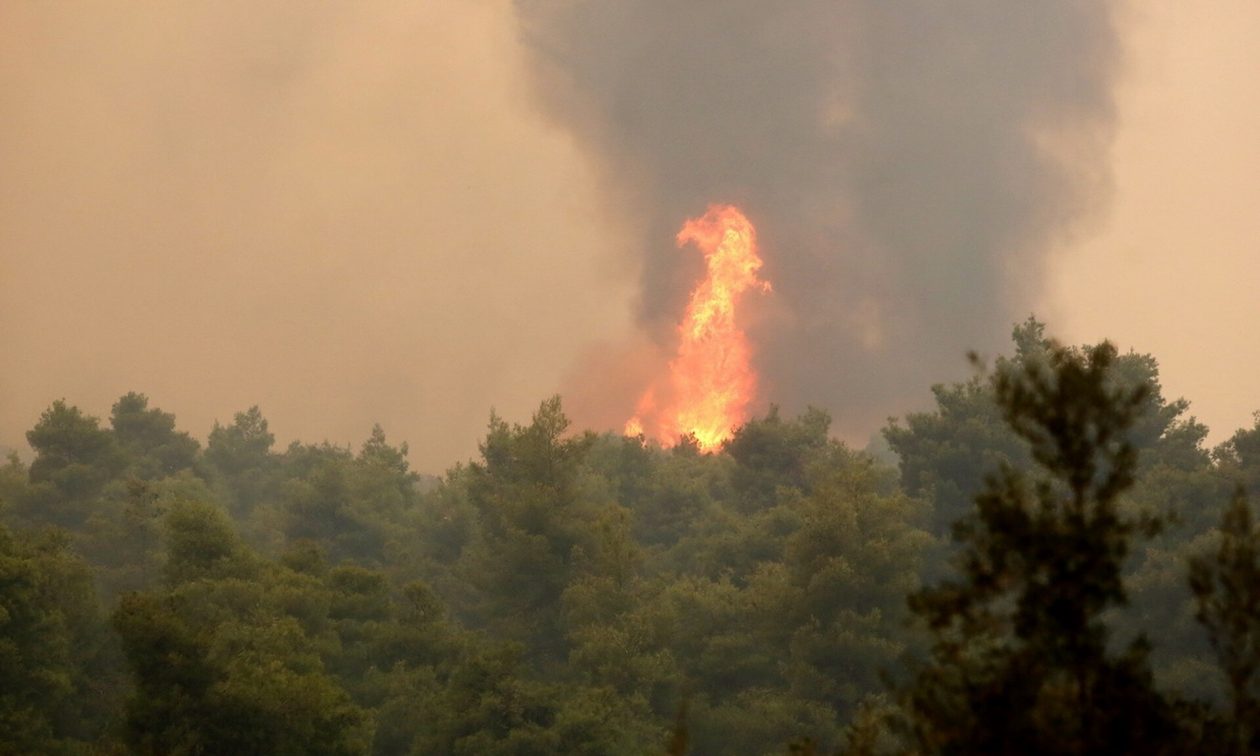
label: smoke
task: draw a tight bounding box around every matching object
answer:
[0,2,1136,468]
[0,1,636,470]
[518,1,1122,438]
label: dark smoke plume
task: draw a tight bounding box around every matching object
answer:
[517,1,1121,438]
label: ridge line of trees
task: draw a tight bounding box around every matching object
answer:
[1,320,1259,753]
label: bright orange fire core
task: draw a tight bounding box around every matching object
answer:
[625,205,770,451]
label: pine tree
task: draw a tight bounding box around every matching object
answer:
[904,341,1182,754]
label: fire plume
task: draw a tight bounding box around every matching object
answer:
[625,205,770,451]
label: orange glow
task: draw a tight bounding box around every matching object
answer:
[625,204,770,450]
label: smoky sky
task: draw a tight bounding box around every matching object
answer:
[0,2,636,470]
[518,1,1122,436]
[5,3,1254,469]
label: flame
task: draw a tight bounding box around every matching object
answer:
[625,204,770,450]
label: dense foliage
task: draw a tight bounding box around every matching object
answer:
[2,321,1259,754]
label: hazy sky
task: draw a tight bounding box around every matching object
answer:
[1045,0,1260,445]
[2,1,1257,471]
[0,1,637,469]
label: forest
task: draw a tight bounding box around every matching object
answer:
[3,319,1259,755]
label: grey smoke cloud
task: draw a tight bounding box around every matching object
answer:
[518,1,1121,437]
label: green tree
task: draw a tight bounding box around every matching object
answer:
[110,392,199,479]
[22,400,125,526]
[582,433,728,552]
[781,456,933,720]
[1216,413,1260,499]
[205,406,277,516]
[76,476,167,599]
[457,397,597,657]
[724,405,833,512]
[0,522,123,752]
[113,499,370,754]
[884,321,1042,536]
[278,446,387,566]
[270,426,417,567]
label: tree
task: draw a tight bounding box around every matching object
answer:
[278,446,388,566]
[0,522,123,752]
[205,406,277,515]
[904,340,1181,754]
[457,397,597,657]
[1189,490,1260,754]
[22,400,125,525]
[162,498,256,585]
[884,320,1043,536]
[206,406,275,471]
[1215,413,1260,499]
[782,456,933,720]
[113,500,371,754]
[110,392,199,479]
[723,405,834,512]
[113,590,370,756]
[0,453,31,524]
[886,318,1208,538]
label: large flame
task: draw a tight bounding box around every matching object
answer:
[625,204,770,451]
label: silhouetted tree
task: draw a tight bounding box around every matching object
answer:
[1189,489,1260,754]
[904,340,1182,754]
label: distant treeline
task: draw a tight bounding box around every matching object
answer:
[2,319,1258,754]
